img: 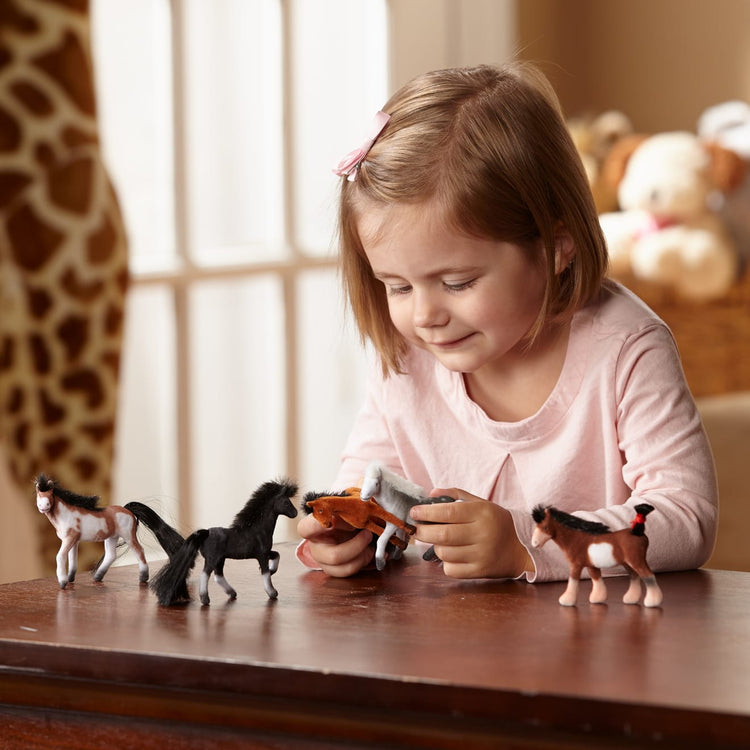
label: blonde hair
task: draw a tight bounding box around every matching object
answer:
[338,62,608,375]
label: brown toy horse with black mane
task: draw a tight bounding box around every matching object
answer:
[531,503,663,608]
[35,473,150,589]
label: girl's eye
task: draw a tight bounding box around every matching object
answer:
[444,279,477,292]
[386,284,412,296]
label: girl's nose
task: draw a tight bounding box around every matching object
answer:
[413,289,448,328]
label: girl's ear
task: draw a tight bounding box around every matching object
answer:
[553,228,576,275]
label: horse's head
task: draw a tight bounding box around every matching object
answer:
[274,480,299,520]
[303,498,333,528]
[360,462,382,501]
[530,505,552,548]
[35,473,55,514]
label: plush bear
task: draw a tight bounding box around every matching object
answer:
[599,131,747,301]
[567,110,634,213]
[697,100,750,265]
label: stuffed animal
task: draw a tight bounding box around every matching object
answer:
[697,101,750,264]
[599,131,747,301]
[567,110,634,212]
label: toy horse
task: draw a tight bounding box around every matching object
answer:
[150,479,298,606]
[35,473,149,589]
[531,503,663,607]
[359,461,456,570]
[302,488,416,551]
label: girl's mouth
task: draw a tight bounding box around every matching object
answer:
[427,333,475,350]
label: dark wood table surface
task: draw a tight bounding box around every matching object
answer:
[0,542,749,749]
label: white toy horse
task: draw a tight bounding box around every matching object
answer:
[359,461,454,570]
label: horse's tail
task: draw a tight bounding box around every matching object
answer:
[125,502,185,558]
[631,503,655,536]
[149,529,209,606]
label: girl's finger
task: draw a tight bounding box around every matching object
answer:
[311,529,372,566]
[410,498,473,523]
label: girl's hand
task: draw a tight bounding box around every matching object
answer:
[296,511,375,578]
[409,488,532,579]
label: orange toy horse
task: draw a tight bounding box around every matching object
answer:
[531,503,663,608]
[302,488,415,551]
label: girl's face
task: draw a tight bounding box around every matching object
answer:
[359,201,548,377]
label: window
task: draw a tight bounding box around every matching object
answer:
[92,0,515,543]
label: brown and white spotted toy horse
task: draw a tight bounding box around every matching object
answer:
[0,1,129,572]
[531,504,663,608]
[35,473,147,588]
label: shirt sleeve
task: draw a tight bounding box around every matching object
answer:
[511,321,718,584]
[612,323,718,570]
[562,323,717,578]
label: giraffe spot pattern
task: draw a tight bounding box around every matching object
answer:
[32,31,95,117]
[7,386,23,413]
[45,436,69,459]
[11,80,53,116]
[0,336,14,370]
[0,105,22,151]
[49,156,93,213]
[0,0,129,576]
[34,142,56,168]
[0,171,31,209]
[0,3,39,34]
[61,368,104,408]
[88,213,118,264]
[57,315,89,360]
[60,267,104,302]
[28,334,51,374]
[8,203,64,270]
[27,287,53,318]
[39,389,66,425]
[62,125,98,149]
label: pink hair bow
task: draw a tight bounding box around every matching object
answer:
[333,110,390,181]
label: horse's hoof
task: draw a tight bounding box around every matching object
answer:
[200,595,210,606]
[644,593,663,608]
[558,596,576,607]
[58,579,68,590]
[139,573,149,584]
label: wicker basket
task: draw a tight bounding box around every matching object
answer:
[612,269,750,398]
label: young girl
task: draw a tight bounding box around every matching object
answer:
[296,62,718,581]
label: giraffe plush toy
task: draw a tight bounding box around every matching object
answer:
[0,0,129,571]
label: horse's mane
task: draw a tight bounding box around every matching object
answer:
[36,473,101,511]
[301,490,351,515]
[231,479,298,528]
[367,462,426,499]
[539,505,612,535]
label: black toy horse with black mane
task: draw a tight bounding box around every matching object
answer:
[149,479,298,606]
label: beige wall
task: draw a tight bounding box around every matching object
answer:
[518,0,750,132]
[388,0,516,90]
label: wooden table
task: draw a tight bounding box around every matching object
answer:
[0,543,749,749]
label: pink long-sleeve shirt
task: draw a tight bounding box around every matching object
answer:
[299,281,718,581]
